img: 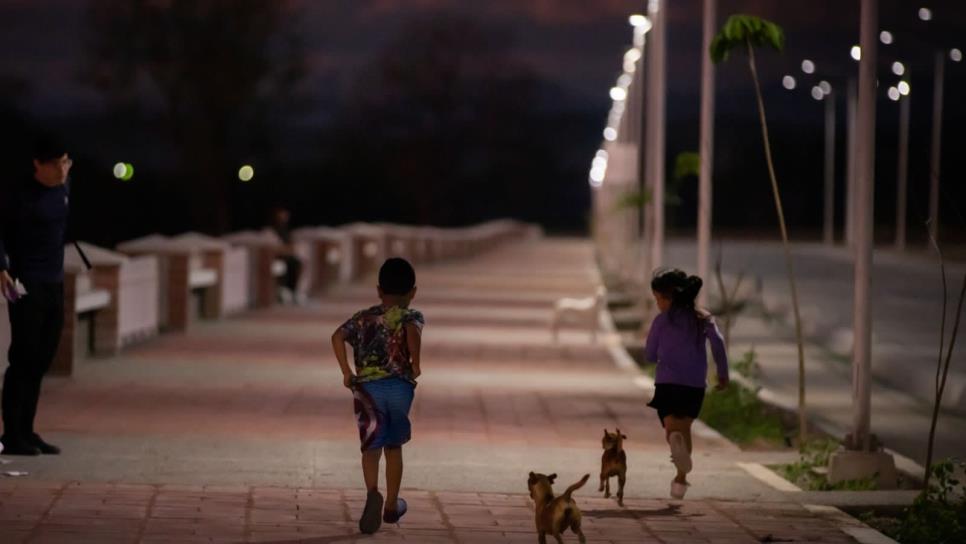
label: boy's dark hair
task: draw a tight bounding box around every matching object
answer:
[379,257,416,295]
[32,135,68,163]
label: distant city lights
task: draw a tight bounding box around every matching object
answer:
[851,45,862,61]
[782,75,797,90]
[811,86,825,101]
[879,30,893,45]
[610,87,627,101]
[801,59,815,74]
[892,61,905,76]
[919,8,932,22]
[887,86,901,101]
[951,48,963,62]
[819,80,832,95]
[898,81,911,96]
[603,127,618,142]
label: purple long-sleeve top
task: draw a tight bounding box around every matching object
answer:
[644,308,729,389]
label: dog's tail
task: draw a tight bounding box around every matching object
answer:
[563,474,590,499]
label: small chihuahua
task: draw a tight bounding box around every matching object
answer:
[527,472,589,544]
[599,428,627,506]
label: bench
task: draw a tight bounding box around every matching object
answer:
[116,234,223,331]
[292,226,353,293]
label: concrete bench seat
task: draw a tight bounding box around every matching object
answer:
[292,226,353,291]
[116,233,228,331]
[75,289,111,313]
[223,229,306,308]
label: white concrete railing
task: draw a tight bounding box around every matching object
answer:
[0,220,536,375]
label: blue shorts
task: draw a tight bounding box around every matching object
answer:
[353,377,415,451]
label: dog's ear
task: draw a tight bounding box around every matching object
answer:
[621,433,628,439]
[548,473,557,483]
[529,471,535,478]
[603,428,609,436]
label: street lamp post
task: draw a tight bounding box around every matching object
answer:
[782,68,836,246]
[895,85,911,251]
[823,89,836,246]
[644,0,666,274]
[928,50,944,243]
[851,0,877,454]
[696,0,716,305]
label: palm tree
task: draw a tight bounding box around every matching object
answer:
[710,15,808,445]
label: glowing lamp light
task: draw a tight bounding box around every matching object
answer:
[811,86,825,101]
[595,149,609,160]
[112,162,126,179]
[951,48,963,62]
[238,165,254,182]
[782,75,796,90]
[898,81,910,96]
[592,157,607,170]
[603,127,618,141]
[919,7,932,21]
[892,61,905,76]
[879,30,893,45]
[819,80,832,95]
[610,86,627,101]
[887,86,901,101]
[628,14,652,32]
[851,45,862,61]
[801,60,815,74]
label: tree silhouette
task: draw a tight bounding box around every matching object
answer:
[711,15,810,445]
[322,15,584,227]
[85,0,304,233]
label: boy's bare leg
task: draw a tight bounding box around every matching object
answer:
[384,446,403,510]
[362,448,382,491]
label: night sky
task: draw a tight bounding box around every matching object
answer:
[2,0,966,240]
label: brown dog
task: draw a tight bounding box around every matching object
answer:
[599,428,627,506]
[527,472,589,544]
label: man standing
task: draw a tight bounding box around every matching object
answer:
[0,137,71,456]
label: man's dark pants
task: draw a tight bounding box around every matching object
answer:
[2,281,64,442]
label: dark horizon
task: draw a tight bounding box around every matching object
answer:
[2,0,966,244]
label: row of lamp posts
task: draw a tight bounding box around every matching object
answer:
[590,1,959,469]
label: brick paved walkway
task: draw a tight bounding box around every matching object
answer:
[0,239,876,542]
[0,480,866,543]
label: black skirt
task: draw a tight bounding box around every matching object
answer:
[647,383,706,426]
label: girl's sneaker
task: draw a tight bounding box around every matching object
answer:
[359,489,384,534]
[670,479,689,499]
[668,432,692,475]
[383,497,408,524]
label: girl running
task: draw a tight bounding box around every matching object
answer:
[644,268,729,499]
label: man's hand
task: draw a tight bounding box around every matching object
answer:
[715,375,730,391]
[0,270,13,299]
[343,373,355,389]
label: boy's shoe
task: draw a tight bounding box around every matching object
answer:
[668,432,692,475]
[359,489,384,534]
[383,497,408,524]
[670,479,689,500]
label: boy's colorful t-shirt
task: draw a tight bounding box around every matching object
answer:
[339,305,424,384]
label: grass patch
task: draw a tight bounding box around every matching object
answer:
[698,377,786,447]
[771,439,877,491]
[854,458,966,543]
[695,349,787,447]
